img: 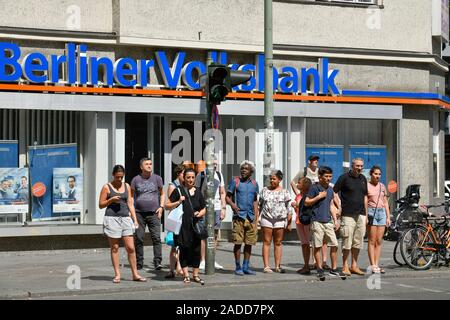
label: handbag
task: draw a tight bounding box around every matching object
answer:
[184,187,209,240]
[164,231,175,247]
[166,188,184,235]
[192,218,208,240]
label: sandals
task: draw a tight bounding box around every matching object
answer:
[297,268,311,275]
[192,276,205,285]
[133,276,147,282]
[183,276,191,284]
[371,266,381,274]
[275,266,286,274]
[112,277,121,284]
[263,266,273,273]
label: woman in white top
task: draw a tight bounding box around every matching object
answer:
[164,164,184,279]
[259,170,293,273]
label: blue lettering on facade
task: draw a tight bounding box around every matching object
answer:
[0,42,341,94]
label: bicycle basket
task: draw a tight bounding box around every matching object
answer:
[400,209,423,225]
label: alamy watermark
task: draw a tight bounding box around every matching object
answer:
[171,127,284,170]
[366,5,381,30]
[66,265,81,290]
[66,5,81,30]
[366,267,381,290]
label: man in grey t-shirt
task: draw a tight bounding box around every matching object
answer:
[131,158,165,270]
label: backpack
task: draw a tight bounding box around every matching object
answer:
[199,170,222,196]
[231,176,257,203]
[298,195,313,225]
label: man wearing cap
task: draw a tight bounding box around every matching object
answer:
[290,155,320,196]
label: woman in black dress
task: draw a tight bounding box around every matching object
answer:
[166,168,206,284]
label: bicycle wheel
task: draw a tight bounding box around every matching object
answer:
[393,238,404,266]
[400,227,436,270]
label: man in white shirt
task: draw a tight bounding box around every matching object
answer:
[291,155,320,196]
[195,156,226,270]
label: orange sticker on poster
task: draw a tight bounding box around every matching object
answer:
[387,180,398,194]
[32,182,46,197]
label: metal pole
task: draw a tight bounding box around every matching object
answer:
[264,0,274,186]
[205,52,216,275]
[112,111,116,168]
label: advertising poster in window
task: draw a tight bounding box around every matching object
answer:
[349,145,387,185]
[28,143,77,220]
[0,140,18,168]
[0,168,29,214]
[305,145,344,184]
[53,168,83,216]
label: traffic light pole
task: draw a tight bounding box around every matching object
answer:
[205,53,216,275]
[201,58,252,276]
[264,0,274,186]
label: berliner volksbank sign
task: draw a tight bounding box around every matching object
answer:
[0,42,340,94]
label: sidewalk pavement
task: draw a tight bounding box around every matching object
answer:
[0,240,449,299]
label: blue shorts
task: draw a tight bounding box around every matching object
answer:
[368,208,387,226]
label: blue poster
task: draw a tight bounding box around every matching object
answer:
[349,146,387,185]
[0,168,29,214]
[28,144,77,220]
[306,145,344,184]
[0,140,18,168]
[53,168,83,217]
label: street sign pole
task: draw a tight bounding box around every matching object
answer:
[264,0,275,185]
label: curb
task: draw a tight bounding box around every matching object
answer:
[2,268,450,300]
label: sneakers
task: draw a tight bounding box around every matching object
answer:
[322,263,331,271]
[234,268,244,276]
[317,268,326,281]
[154,263,163,271]
[198,261,223,270]
[329,269,347,280]
[243,268,256,275]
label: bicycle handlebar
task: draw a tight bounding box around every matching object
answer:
[423,203,445,209]
[425,214,448,226]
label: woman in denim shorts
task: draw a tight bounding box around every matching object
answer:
[367,166,391,274]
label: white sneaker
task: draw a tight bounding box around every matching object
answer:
[214,262,224,270]
[199,260,205,270]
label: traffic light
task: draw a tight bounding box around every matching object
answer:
[200,64,252,104]
[208,65,230,103]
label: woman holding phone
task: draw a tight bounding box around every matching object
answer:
[99,164,147,283]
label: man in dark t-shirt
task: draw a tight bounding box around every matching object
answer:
[333,158,368,276]
[131,158,165,270]
[305,166,345,281]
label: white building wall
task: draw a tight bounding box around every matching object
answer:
[0,0,113,33]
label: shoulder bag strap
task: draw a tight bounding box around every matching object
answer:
[374,184,382,209]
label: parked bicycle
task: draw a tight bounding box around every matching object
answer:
[385,184,422,242]
[399,204,449,270]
